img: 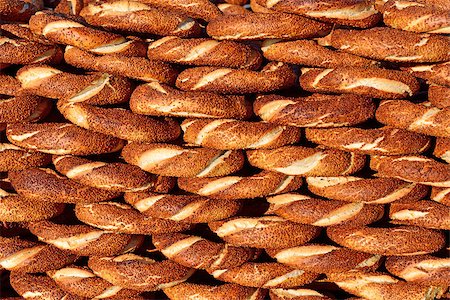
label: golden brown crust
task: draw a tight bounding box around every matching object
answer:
[0,95,51,124]
[218,3,252,15]
[431,187,450,206]
[0,23,52,44]
[429,84,450,108]
[403,61,450,87]
[0,73,21,96]
[389,200,450,230]
[0,37,62,65]
[434,137,450,163]
[0,0,43,22]
[164,282,266,300]
[135,0,222,21]
[55,0,85,15]
[250,0,275,13]
[0,144,52,171]
[269,288,333,300]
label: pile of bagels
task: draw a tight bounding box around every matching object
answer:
[0,0,449,299]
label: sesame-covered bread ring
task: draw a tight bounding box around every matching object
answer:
[0,73,21,96]
[9,168,121,204]
[385,255,450,286]
[434,137,450,163]
[300,67,420,99]
[403,61,450,87]
[17,65,132,105]
[122,143,244,177]
[181,119,300,150]
[218,3,252,15]
[75,202,191,234]
[0,23,51,44]
[429,84,450,108]
[0,144,51,171]
[28,220,144,256]
[327,224,446,255]
[306,177,429,204]
[176,62,296,94]
[261,39,378,68]
[305,127,431,155]
[331,27,450,63]
[207,13,331,40]
[267,193,384,227]
[0,95,51,124]
[0,37,62,65]
[153,233,258,270]
[210,262,319,288]
[0,0,43,22]
[253,94,375,128]
[382,0,450,34]
[29,11,147,56]
[130,82,252,119]
[0,236,76,273]
[64,46,178,84]
[209,216,320,248]
[431,187,450,206]
[88,254,194,291]
[7,123,125,155]
[164,282,266,300]
[389,200,450,230]
[148,37,262,70]
[135,0,221,21]
[58,101,181,143]
[269,288,333,300]
[0,189,64,222]
[247,146,366,176]
[125,192,241,223]
[254,0,380,28]
[178,171,303,200]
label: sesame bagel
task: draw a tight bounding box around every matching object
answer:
[305,127,431,155]
[0,0,43,22]
[75,202,191,234]
[389,200,450,230]
[0,95,51,124]
[130,82,252,119]
[135,0,221,21]
[176,62,296,94]
[300,67,420,99]
[181,119,300,150]
[164,283,266,300]
[431,187,450,206]
[253,94,375,128]
[306,176,429,204]
[429,84,450,108]
[88,254,194,291]
[0,37,62,65]
[0,144,51,171]
[28,220,144,256]
[403,61,450,87]
[57,101,181,143]
[267,193,384,227]
[122,143,244,177]
[125,192,241,223]
[206,12,331,40]
[327,224,446,255]
[247,146,366,176]
[153,232,258,270]
[6,123,125,155]
[9,168,121,203]
[209,216,320,249]
[269,288,333,300]
[178,171,302,200]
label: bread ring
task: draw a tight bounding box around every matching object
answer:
[57,101,181,143]
[80,1,202,37]
[176,62,296,94]
[0,189,64,222]
[305,127,431,155]
[370,155,450,187]
[431,187,450,206]
[210,262,318,288]
[130,82,252,119]
[253,94,375,128]
[17,65,132,105]
[403,61,450,87]
[429,84,450,108]
[0,236,76,273]
[0,74,21,96]
[6,123,125,155]
[148,37,262,70]
[48,265,142,299]
[75,202,191,234]
[178,171,303,200]
[247,146,366,176]
[385,255,450,286]
[300,67,420,99]
[153,232,258,270]
[181,119,300,150]
[9,168,121,204]
[389,200,450,230]
[122,143,244,177]
[135,0,221,21]
[306,177,429,204]
[218,3,252,15]
[0,37,62,65]
[327,224,446,255]
[330,27,450,63]
[28,220,144,256]
[378,0,450,10]
[1,23,56,45]
[267,193,384,227]
[125,192,241,223]
[164,282,266,300]
[267,244,382,274]
[55,0,85,15]
[253,0,380,28]
[0,95,51,124]
[0,0,43,22]
[382,0,450,33]
[29,11,147,56]
[209,216,320,248]
[0,144,51,171]
[206,13,331,40]
[88,254,194,291]
[261,39,378,68]
[269,289,333,300]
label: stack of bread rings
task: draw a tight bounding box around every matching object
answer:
[0,0,449,298]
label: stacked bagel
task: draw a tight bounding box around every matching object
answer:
[0,0,449,299]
